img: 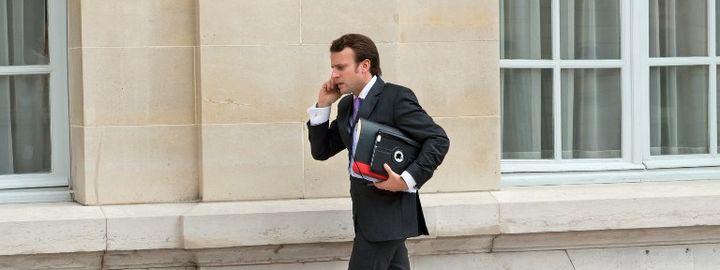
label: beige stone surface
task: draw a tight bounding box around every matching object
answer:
[198,0,301,45]
[493,180,720,234]
[0,252,103,270]
[199,43,399,124]
[567,245,711,270]
[193,242,352,266]
[296,44,330,98]
[692,244,720,270]
[376,43,400,83]
[68,0,82,49]
[302,124,350,198]
[82,47,195,126]
[200,45,315,124]
[183,198,354,248]
[200,261,348,270]
[399,0,499,42]
[103,203,196,250]
[201,123,304,201]
[69,48,83,126]
[0,203,106,256]
[70,126,94,205]
[301,0,399,44]
[83,125,198,205]
[4,243,719,269]
[79,0,196,47]
[422,192,500,236]
[103,249,194,270]
[3,184,720,262]
[408,235,494,256]
[420,116,500,193]
[494,226,720,252]
[413,251,575,270]
[183,192,499,249]
[396,41,499,117]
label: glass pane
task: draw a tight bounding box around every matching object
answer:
[0,0,48,66]
[561,69,621,158]
[649,0,707,57]
[560,0,621,59]
[0,74,50,175]
[501,0,552,59]
[718,67,719,154]
[650,66,708,155]
[502,69,554,159]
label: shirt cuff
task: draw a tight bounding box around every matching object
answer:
[307,104,331,126]
[401,171,418,193]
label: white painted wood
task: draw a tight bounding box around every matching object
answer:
[0,1,70,203]
[552,0,562,160]
[501,0,720,184]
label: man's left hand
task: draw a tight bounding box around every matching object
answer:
[373,164,409,192]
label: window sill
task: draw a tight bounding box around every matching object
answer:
[502,159,645,173]
[0,187,72,204]
[502,166,720,187]
[1,180,719,256]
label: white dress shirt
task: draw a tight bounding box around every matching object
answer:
[307,76,418,193]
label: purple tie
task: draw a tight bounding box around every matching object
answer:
[352,96,362,123]
[349,97,362,133]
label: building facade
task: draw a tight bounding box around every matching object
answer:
[0,0,719,269]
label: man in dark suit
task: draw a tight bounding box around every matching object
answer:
[307,33,450,270]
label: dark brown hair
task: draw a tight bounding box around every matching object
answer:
[330,34,382,76]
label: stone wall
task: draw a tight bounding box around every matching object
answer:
[2,242,719,269]
[12,1,716,269]
[68,0,500,205]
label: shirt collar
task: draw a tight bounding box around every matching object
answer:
[354,75,377,100]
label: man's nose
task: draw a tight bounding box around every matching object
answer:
[331,70,340,78]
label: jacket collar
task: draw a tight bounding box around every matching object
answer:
[357,76,384,121]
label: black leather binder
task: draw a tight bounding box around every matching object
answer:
[352,118,420,180]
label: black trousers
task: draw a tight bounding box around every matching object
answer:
[348,232,410,270]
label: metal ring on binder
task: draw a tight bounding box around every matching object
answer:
[393,150,404,163]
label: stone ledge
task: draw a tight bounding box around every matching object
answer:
[1,180,720,256]
[0,203,106,256]
[181,192,499,249]
[5,242,720,269]
[103,203,196,250]
[492,180,720,233]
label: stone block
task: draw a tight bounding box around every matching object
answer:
[201,123,304,201]
[199,0,301,45]
[399,0,499,42]
[80,0,196,47]
[82,47,195,126]
[83,125,199,204]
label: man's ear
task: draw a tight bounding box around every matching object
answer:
[362,59,371,73]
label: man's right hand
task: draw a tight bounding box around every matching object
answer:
[317,77,341,108]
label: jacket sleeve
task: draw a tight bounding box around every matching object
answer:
[393,87,450,189]
[307,119,345,161]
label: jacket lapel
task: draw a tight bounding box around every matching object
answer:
[337,77,385,151]
[358,77,385,121]
[337,95,353,149]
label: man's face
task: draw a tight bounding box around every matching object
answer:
[330,47,367,95]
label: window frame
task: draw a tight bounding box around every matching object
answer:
[501,0,634,172]
[501,0,720,186]
[0,0,70,203]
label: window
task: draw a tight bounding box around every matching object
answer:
[501,0,720,185]
[0,0,69,203]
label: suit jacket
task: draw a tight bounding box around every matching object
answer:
[307,77,450,242]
